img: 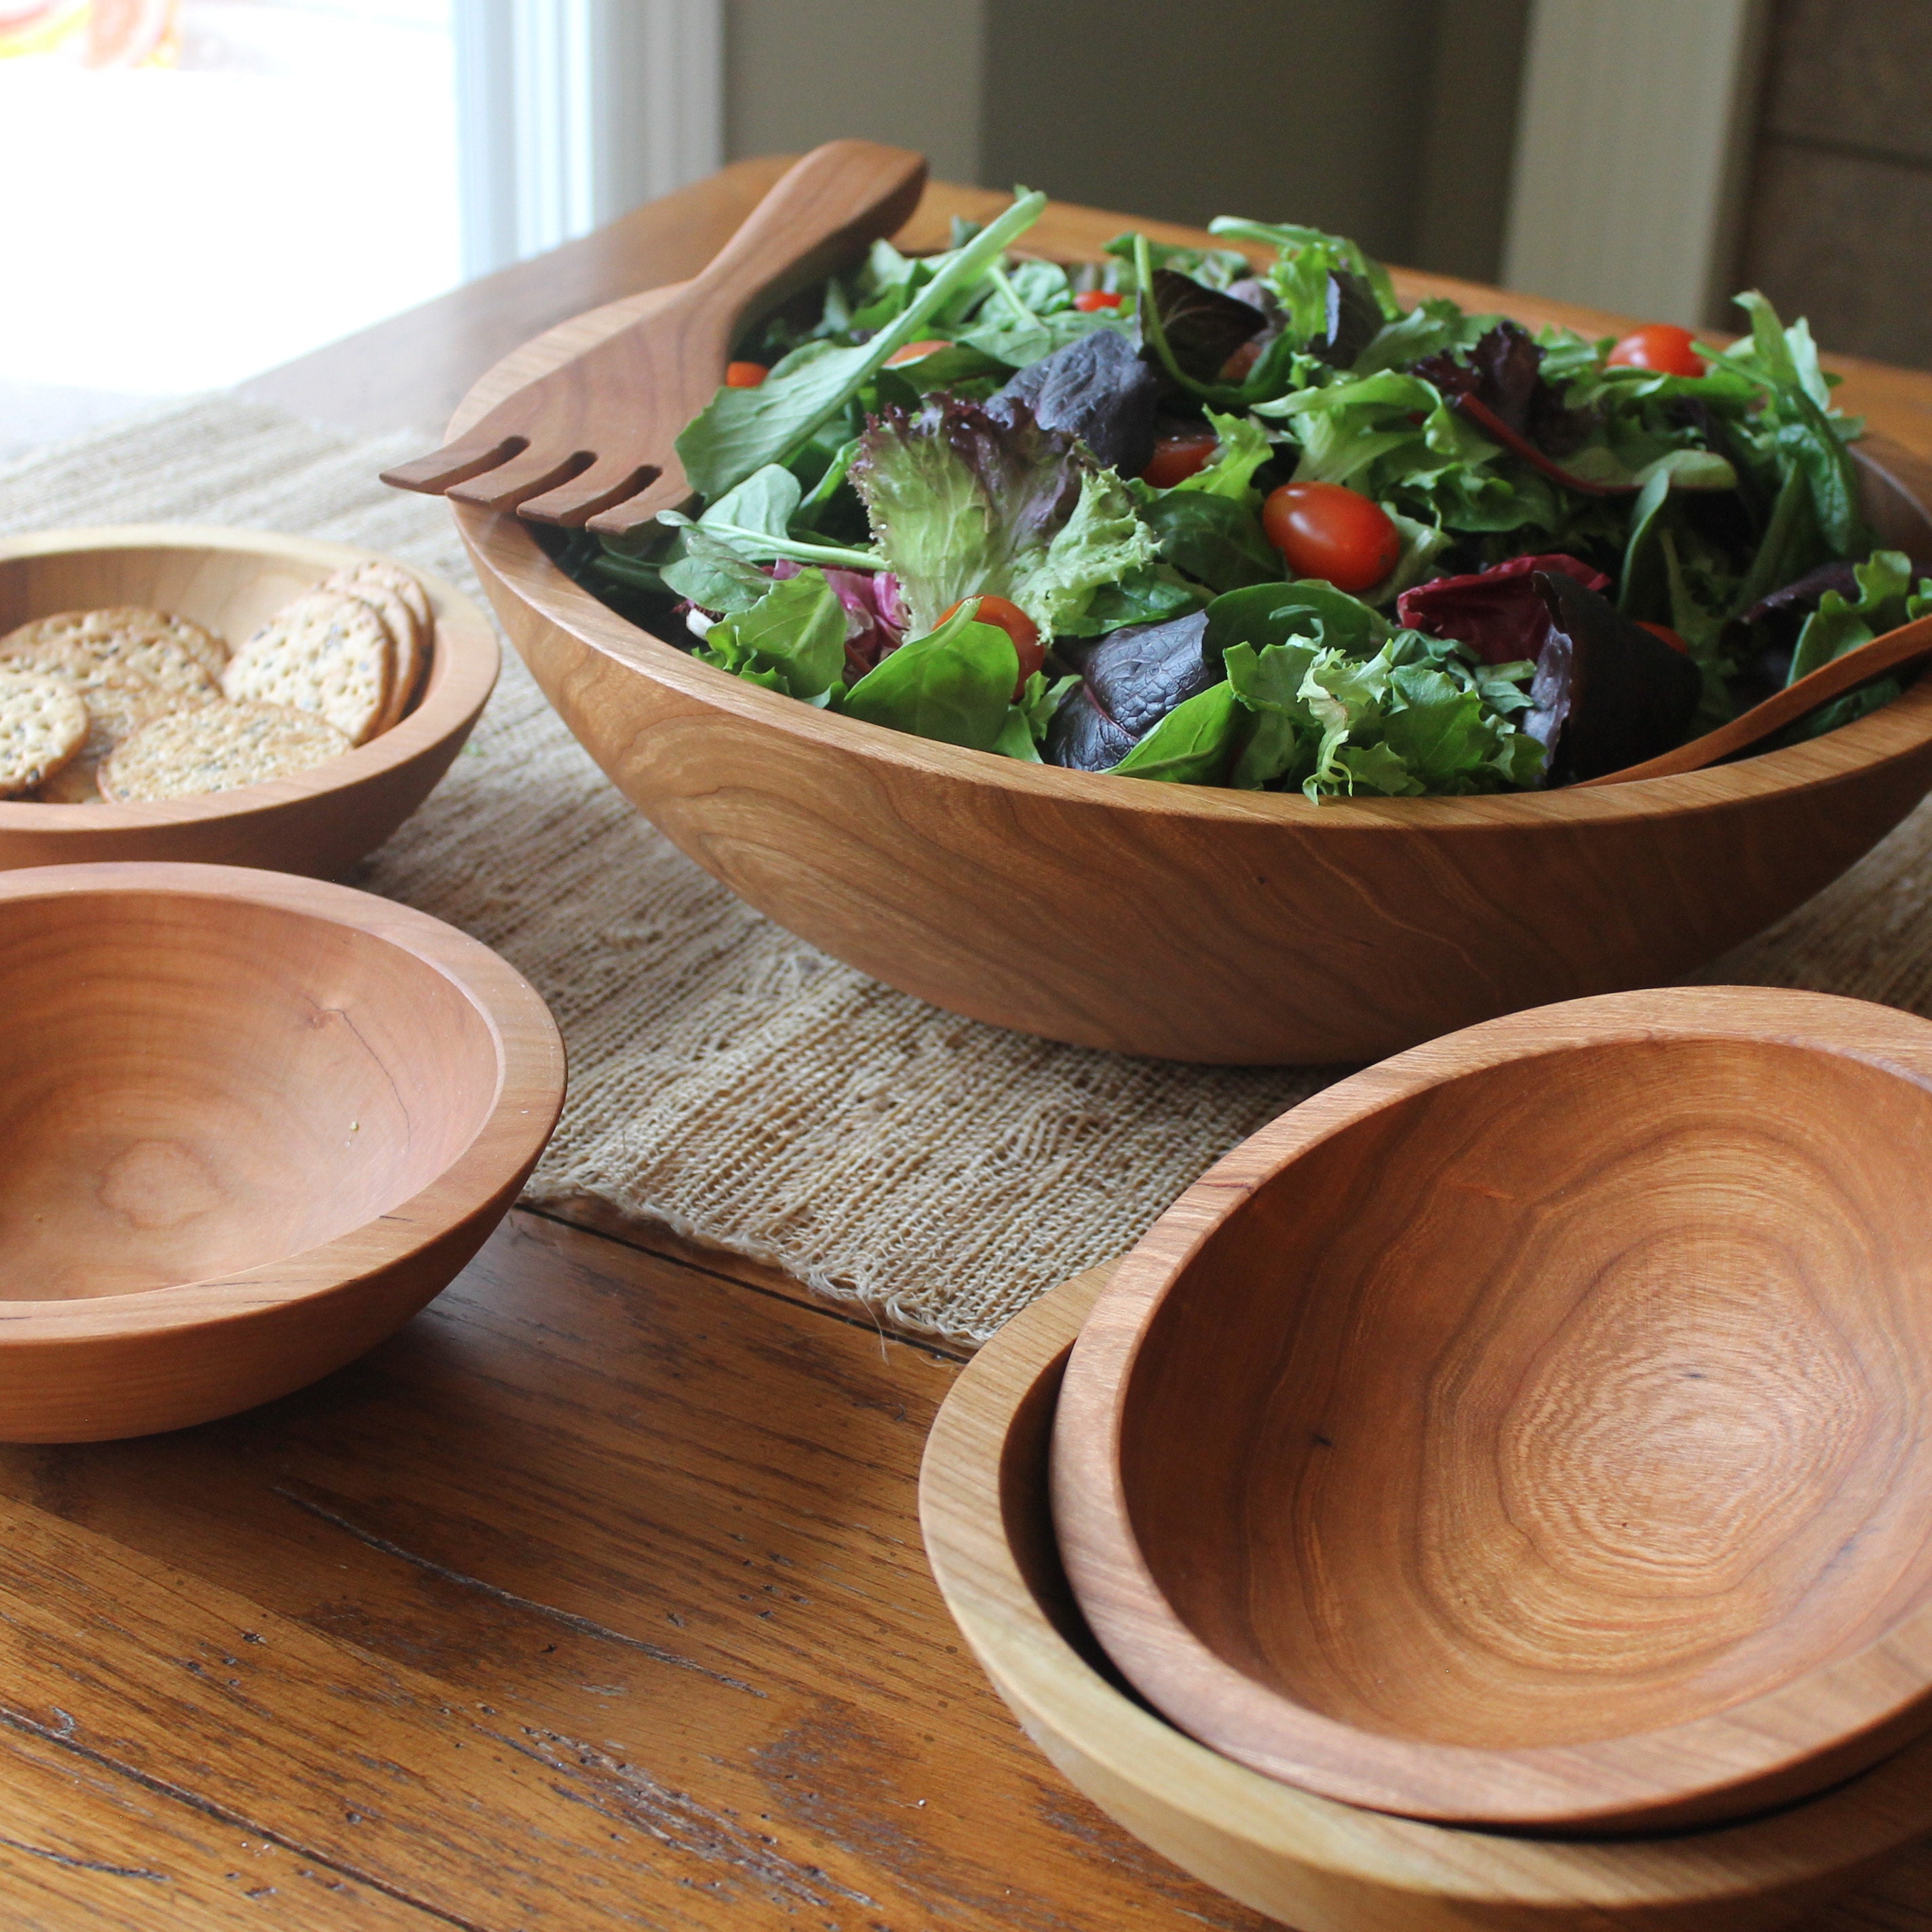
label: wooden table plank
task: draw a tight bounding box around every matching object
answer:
[0,1212,1268,1931]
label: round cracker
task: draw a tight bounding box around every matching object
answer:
[221,590,393,746]
[320,568,421,733]
[339,562,431,635]
[0,668,88,797]
[2,606,226,678]
[102,701,353,802]
[5,627,219,705]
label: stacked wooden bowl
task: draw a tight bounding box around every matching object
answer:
[921,986,1932,1929]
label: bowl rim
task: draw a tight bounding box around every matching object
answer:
[1050,984,1932,1832]
[0,859,564,1332]
[0,524,499,823]
[921,1258,1932,1920]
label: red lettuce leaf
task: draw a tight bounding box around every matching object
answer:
[1397,553,1610,665]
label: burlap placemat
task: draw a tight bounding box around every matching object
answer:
[6,396,1932,1345]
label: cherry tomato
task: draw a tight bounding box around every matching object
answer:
[1606,324,1705,378]
[1260,482,1402,594]
[1140,432,1220,489]
[1073,289,1123,312]
[1218,338,1263,383]
[1638,620,1692,655]
[884,338,953,367]
[724,361,768,389]
[939,594,1043,695]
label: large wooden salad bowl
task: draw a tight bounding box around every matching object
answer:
[451,197,1932,1064]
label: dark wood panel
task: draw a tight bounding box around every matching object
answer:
[1760,0,1932,164]
[1737,141,1932,369]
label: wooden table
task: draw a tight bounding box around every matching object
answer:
[2,163,1921,1930]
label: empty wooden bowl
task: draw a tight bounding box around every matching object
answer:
[0,524,498,876]
[0,862,564,1440]
[1051,986,1932,1834]
[923,1263,1932,1931]
[449,234,1932,1064]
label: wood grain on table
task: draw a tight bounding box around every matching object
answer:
[26,163,1926,1927]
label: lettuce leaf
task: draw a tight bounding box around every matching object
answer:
[1173,409,1276,505]
[695,569,847,699]
[849,395,1156,638]
[1789,548,1932,682]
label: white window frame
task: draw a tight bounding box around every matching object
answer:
[454,0,724,279]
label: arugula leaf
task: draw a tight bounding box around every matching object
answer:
[660,464,805,608]
[1109,682,1241,784]
[839,602,1018,750]
[696,569,847,699]
[676,190,1048,499]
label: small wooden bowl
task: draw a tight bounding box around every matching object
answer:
[923,1262,1932,1931]
[1051,987,1932,1833]
[451,271,1932,1065]
[0,525,499,876]
[0,862,564,1441]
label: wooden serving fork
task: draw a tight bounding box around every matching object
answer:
[381,140,928,537]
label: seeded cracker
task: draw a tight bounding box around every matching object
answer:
[0,668,88,796]
[1,606,227,679]
[320,566,421,733]
[4,628,219,705]
[104,701,352,801]
[221,590,393,746]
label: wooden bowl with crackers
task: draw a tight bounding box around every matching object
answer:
[0,860,564,1441]
[0,524,497,876]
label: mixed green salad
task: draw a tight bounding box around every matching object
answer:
[552,188,1931,797]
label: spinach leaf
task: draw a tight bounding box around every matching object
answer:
[1110,682,1241,784]
[676,190,1047,500]
[838,603,1018,751]
[660,463,803,608]
[1142,490,1277,592]
[1205,579,1389,661]
[1061,563,1207,636]
[696,569,847,699]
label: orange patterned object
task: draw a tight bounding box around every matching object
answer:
[0,0,177,64]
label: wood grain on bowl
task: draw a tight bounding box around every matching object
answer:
[0,526,497,876]
[1050,986,1932,1833]
[924,1263,1932,1931]
[445,208,1932,1064]
[0,862,563,1441]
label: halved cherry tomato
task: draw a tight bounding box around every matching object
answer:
[939,594,1043,695]
[724,361,768,388]
[1218,339,1264,383]
[1073,289,1123,312]
[884,338,953,367]
[1638,620,1692,655]
[1261,482,1402,594]
[1606,324,1705,379]
[1140,432,1220,490]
